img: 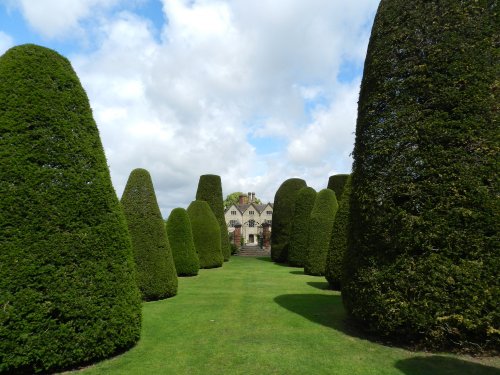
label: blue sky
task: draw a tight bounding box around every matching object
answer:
[0,0,379,216]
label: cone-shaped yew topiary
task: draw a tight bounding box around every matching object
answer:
[187,200,224,269]
[327,174,349,201]
[166,207,200,276]
[121,168,178,301]
[196,174,231,261]
[304,189,339,276]
[271,178,307,263]
[325,175,352,290]
[0,44,141,374]
[344,0,499,353]
[288,187,317,267]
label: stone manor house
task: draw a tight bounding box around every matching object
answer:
[224,192,273,246]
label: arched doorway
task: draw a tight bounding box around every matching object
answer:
[248,234,255,243]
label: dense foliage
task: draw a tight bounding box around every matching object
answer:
[187,200,224,269]
[304,189,338,276]
[343,0,499,353]
[271,178,307,263]
[288,187,317,267]
[327,174,349,201]
[0,44,141,374]
[196,174,231,261]
[166,208,200,276]
[325,176,352,290]
[121,168,178,301]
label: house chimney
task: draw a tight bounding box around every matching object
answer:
[248,192,252,203]
[239,194,246,205]
[252,192,256,202]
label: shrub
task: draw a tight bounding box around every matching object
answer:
[187,200,224,269]
[304,189,338,276]
[0,44,141,374]
[271,178,307,263]
[327,174,349,201]
[288,187,317,267]
[343,0,499,353]
[121,168,178,300]
[166,208,200,276]
[196,174,231,262]
[325,176,352,290]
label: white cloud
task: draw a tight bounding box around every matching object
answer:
[13,0,119,38]
[66,0,379,216]
[0,31,14,55]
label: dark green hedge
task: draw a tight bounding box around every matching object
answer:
[271,178,307,263]
[288,187,317,267]
[325,175,351,290]
[166,208,200,276]
[187,200,223,269]
[121,168,178,301]
[196,174,231,262]
[0,44,141,374]
[344,0,499,353]
[304,189,338,276]
[327,174,349,201]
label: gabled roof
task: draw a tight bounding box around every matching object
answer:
[225,202,274,215]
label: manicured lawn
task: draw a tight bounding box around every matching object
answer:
[71,257,500,375]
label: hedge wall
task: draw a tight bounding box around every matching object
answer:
[187,200,224,269]
[271,178,307,263]
[304,189,338,276]
[343,0,499,353]
[196,174,231,261]
[325,175,352,290]
[166,208,200,276]
[121,168,178,301]
[288,187,317,267]
[327,174,349,201]
[0,44,141,374]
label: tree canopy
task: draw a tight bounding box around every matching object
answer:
[0,44,141,373]
[224,192,262,210]
[344,0,499,353]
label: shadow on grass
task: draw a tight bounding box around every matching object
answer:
[395,356,500,375]
[254,257,292,267]
[306,281,330,290]
[290,270,304,275]
[274,294,345,331]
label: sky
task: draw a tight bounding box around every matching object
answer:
[0,0,380,217]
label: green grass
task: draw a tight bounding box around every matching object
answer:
[70,257,500,375]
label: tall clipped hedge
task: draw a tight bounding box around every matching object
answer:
[187,200,223,269]
[196,174,231,261]
[271,178,307,263]
[304,189,338,276]
[344,0,499,353]
[327,174,349,201]
[325,175,352,290]
[0,44,141,374]
[166,208,200,276]
[288,187,317,267]
[121,168,178,301]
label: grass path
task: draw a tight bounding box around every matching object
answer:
[72,257,500,375]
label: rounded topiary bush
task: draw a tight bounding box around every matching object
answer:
[304,189,339,276]
[288,187,317,267]
[121,168,178,301]
[327,174,349,201]
[325,175,352,290]
[271,178,307,263]
[344,0,499,353]
[0,44,141,374]
[187,200,223,269]
[196,174,231,262]
[166,207,200,276]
